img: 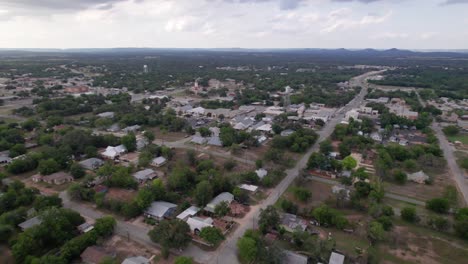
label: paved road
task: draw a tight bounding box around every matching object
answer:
[432,123,468,205]
[208,70,385,264]
[307,175,425,206]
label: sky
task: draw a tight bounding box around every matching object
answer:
[0,0,467,49]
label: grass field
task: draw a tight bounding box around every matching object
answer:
[447,133,468,145]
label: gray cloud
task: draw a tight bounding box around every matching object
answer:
[222,0,305,10]
[331,0,383,3]
[0,0,127,11]
[440,0,468,4]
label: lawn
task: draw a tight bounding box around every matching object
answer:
[447,133,468,145]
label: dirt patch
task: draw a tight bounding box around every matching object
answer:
[149,127,188,142]
[102,235,171,263]
[385,170,456,202]
[106,188,138,201]
[0,245,14,264]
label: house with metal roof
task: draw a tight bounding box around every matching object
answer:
[204,192,234,213]
[151,156,167,167]
[284,250,308,264]
[132,169,158,183]
[177,205,200,221]
[79,158,104,171]
[329,252,345,264]
[18,216,42,231]
[122,256,151,264]
[144,201,177,220]
[187,217,213,234]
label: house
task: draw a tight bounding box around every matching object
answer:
[78,222,94,233]
[408,171,429,184]
[80,246,114,264]
[177,205,200,221]
[329,252,345,264]
[102,145,127,160]
[345,109,360,121]
[281,129,295,137]
[136,138,149,151]
[18,216,41,231]
[340,170,352,178]
[0,155,12,164]
[145,201,177,220]
[187,217,214,234]
[187,106,206,117]
[254,123,272,133]
[204,192,234,213]
[32,172,74,185]
[122,125,141,133]
[132,169,158,183]
[399,139,409,146]
[122,256,151,264]
[255,168,268,179]
[280,213,308,232]
[284,250,308,264]
[370,132,382,142]
[107,124,120,132]
[191,135,207,145]
[209,127,221,137]
[151,156,167,167]
[79,158,105,171]
[97,111,115,118]
[207,136,223,147]
[238,184,258,193]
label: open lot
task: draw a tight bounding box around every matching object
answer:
[377,222,468,264]
[447,133,468,145]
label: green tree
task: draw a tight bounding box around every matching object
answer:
[94,216,116,237]
[342,156,357,170]
[401,207,418,223]
[199,226,224,245]
[143,130,155,142]
[368,221,386,242]
[319,139,333,155]
[148,219,191,256]
[237,236,258,263]
[70,163,86,179]
[292,187,312,202]
[194,180,213,206]
[38,158,61,175]
[121,133,137,152]
[258,206,280,233]
[214,201,230,217]
[174,256,194,264]
[393,170,407,185]
[33,195,62,211]
[426,198,450,214]
[442,125,459,136]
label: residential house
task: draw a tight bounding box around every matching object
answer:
[191,135,207,145]
[106,124,120,132]
[238,184,258,193]
[144,201,177,220]
[32,172,73,185]
[408,171,429,184]
[122,256,151,264]
[284,251,308,264]
[0,155,12,164]
[78,222,94,233]
[79,158,105,171]
[122,125,141,133]
[329,252,345,264]
[207,136,223,147]
[151,156,167,167]
[187,106,206,117]
[187,217,214,234]
[177,205,200,221]
[345,109,360,121]
[281,129,295,137]
[102,145,127,160]
[132,169,159,183]
[97,112,115,118]
[18,216,42,231]
[255,168,268,180]
[370,132,382,142]
[204,192,234,213]
[280,213,308,232]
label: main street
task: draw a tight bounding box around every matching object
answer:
[432,123,468,205]
[207,70,385,264]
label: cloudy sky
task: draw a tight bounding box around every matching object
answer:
[0,0,467,49]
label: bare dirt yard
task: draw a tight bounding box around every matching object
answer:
[385,170,458,203]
